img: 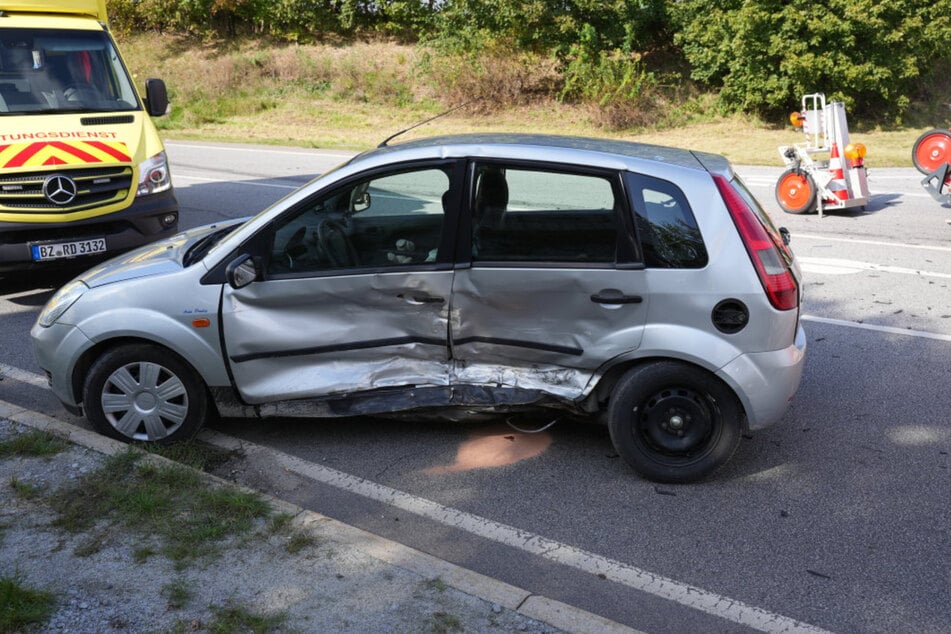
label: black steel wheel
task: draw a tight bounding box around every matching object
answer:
[83,344,208,444]
[607,361,742,483]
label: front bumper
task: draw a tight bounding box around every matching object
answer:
[0,189,178,273]
[30,320,94,413]
[717,323,807,430]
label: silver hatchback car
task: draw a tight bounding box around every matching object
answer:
[32,134,806,483]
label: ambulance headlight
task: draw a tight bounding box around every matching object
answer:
[136,151,172,197]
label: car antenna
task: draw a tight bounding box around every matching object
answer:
[377,98,481,148]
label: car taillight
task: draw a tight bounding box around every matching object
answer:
[713,175,799,311]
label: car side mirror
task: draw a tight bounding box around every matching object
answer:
[352,191,371,212]
[226,254,259,289]
[144,78,169,117]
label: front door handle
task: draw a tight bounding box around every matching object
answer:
[398,293,445,305]
[590,289,643,305]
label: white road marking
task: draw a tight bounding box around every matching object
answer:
[793,233,951,253]
[203,430,832,634]
[172,173,300,190]
[880,191,932,199]
[0,363,48,387]
[801,315,951,342]
[798,256,951,279]
[166,141,351,160]
[742,178,931,198]
[0,359,834,632]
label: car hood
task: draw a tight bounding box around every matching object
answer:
[78,220,243,289]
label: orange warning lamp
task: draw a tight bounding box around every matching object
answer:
[844,143,867,160]
[844,142,867,167]
[789,111,805,127]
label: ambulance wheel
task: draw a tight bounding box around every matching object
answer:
[912,129,951,175]
[775,169,817,214]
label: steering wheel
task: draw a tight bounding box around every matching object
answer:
[282,226,308,269]
[317,219,359,267]
[62,83,100,103]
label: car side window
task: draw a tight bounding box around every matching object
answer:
[625,173,707,269]
[471,164,620,264]
[267,167,450,276]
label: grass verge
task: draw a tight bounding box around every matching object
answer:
[0,575,56,632]
[114,33,944,166]
[206,602,287,634]
[48,449,271,568]
[0,430,69,458]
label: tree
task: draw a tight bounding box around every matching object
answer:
[671,0,951,122]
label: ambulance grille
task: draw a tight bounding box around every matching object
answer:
[81,115,136,126]
[0,166,133,213]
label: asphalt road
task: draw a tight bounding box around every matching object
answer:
[1,140,948,633]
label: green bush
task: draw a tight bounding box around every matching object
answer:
[671,0,951,123]
[105,0,947,125]
[425,0,666,55]
[561,24,661,129]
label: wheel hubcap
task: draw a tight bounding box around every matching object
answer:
[134,391,158,412]
[101,361,188,442]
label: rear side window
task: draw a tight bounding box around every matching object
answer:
[471,164,621,264]
[625,173,707,269]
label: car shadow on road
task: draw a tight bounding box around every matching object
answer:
[0,269,76,304]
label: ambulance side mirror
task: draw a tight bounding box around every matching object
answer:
[144,78,169,117]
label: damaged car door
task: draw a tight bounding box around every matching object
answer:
[449,161,649,403]
[220,163,461,412]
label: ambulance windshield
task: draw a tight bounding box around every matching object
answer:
[0,29,139,114]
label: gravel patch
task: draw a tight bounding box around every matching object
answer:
[0,419,565,633]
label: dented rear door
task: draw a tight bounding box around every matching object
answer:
[449,162,648,399]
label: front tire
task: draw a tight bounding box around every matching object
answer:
[83,344,208,444]
[607,362,742,483]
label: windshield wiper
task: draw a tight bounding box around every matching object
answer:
[183,226,237,267]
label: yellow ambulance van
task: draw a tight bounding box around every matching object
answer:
[0,0,177,272]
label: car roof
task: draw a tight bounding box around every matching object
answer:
[353,133,731,174]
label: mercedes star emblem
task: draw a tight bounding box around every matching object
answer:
[43,175,78,206]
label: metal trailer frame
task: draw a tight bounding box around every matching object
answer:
[777,93,870,218]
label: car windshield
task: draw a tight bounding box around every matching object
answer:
[0,28,139,115]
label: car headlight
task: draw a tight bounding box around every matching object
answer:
[37,280,88,327]
[136,151,172,197]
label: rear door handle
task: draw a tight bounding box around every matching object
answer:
[590,289,643,305]
[398,293,445,305]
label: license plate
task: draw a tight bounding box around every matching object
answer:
[31,238,107,261]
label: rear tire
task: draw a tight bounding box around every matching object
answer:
[607,362,742,483]
[83,344,208,444]
[911,129,951,176]
[775,169,817,214]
